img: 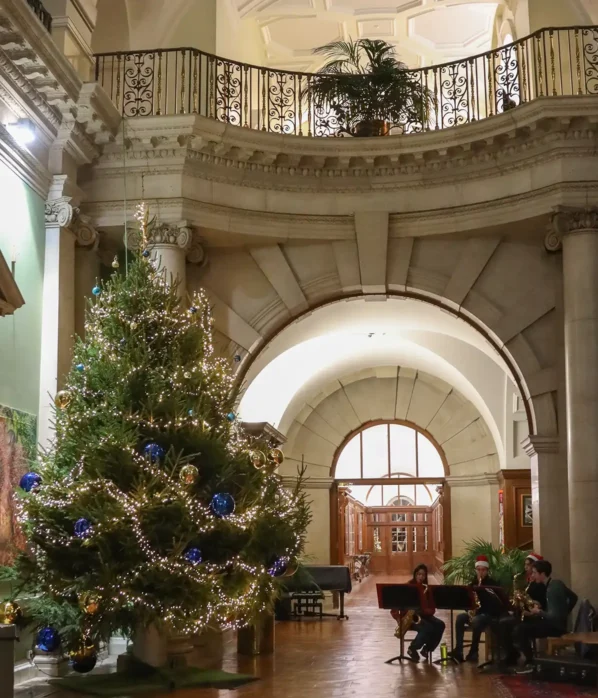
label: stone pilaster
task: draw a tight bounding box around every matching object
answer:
[522,435,569,582]
[39,194,99,447]
[549,206,598,600]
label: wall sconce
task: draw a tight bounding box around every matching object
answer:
[6,118,36,147]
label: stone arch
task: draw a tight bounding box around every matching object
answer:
[281,368,500,483]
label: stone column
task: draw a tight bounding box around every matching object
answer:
[522,435,570,582]
[550,207,598,601]
[127,220,205,300]
[39,197,99,448]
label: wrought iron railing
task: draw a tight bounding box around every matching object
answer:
[26,0,52,32]
[94,26,598,137]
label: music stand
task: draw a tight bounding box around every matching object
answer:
[431,585,476,665]
[377,584,423,664]
[472,586,511,670]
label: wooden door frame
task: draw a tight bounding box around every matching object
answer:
[330,480,452,565]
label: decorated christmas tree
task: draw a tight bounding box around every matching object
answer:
[12,206,310,669]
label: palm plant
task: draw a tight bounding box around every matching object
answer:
[442,539,529,593]
[308,38,433,137]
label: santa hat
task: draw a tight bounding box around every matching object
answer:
[475,555,489,569]
[526,552,543,563]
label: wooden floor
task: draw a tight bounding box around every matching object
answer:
[16,574,586,698]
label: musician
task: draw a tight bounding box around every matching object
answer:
[498,552,548,667]
[451,555,502,663]
[392,564,446,662]
[513,559,572,674]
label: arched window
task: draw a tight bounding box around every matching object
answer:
[334,422,446,507]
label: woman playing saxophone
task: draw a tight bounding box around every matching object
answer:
[391,564,445,662]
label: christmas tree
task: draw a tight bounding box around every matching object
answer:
[13,206,310,661]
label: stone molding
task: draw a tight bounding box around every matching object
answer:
[521,435,560,457]
[126,220,206,266]
[444,472,500,487]
[547,206,598,251]
[45,196,99,248]
[94,98,598,195]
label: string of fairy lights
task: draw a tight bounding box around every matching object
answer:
[12,203,307,662]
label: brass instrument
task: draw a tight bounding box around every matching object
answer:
[511,572,539,620]
[394,610,415,639]
[393,583,427,639]
[468,591,481,622]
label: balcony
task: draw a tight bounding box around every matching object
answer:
[94,26,598,138]
[26,0,51,32]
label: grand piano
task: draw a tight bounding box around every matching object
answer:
[279,565,352,620]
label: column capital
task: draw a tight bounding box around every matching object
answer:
[546,206,598,252]
[127,220,206,266]
[521,435,560,457]
[45,196,99,248]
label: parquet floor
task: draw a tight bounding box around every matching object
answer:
[12,574,540,698]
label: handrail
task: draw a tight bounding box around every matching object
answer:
[26,0,52,32]
[94,25,598,137]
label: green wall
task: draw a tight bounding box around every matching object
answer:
[0,162,45,417]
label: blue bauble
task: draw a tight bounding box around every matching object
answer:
[143,443,165,463]
[142,249,150,258]
[226,412,235,422]
[36,626,60,653]
[233,355,241,363]
[267,557,288,578]
[187,409,194,417]
[183,547,203,565]
[74,518,92,539]
[210,493,235,518]
[91,286,101,296]
[189,306,198,314]
[75,363,85,372]
[19,471,41,492]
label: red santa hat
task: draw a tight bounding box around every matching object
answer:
[475,555,489,569]
[526,552,543,563]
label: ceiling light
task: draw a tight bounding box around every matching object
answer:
[6,118,35,146]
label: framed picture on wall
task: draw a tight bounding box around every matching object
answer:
[521,494,533,527]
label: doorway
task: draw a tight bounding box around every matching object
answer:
[330,420,452,578]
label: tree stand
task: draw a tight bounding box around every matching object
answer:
[237,614,274,656]
[129,624,194,669]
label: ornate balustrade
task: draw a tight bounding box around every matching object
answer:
[94,26,598,137]
[26,0,52,31]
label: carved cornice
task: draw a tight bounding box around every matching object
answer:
[92,99,598,196]
[547,206,598,251]
[444,472,500,487]
[126,220,206,265]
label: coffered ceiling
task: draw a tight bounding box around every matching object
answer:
[230,0,504,72]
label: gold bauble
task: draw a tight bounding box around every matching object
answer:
[268,448,284,466]
[250,450,266,469]
[184,371,191,379]
[111,256,120,269]
[179,464,199,485]
[0,601,21,625]
[54,390,71,409]
[79,592,100,615]
[130,321,138,330]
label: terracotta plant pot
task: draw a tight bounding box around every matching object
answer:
[237,614,274,656]
[353,120,390,137]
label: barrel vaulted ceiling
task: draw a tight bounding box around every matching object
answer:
[231,0,503,71]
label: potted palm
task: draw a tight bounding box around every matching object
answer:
[308,39,433,137]
[442,539,529,593]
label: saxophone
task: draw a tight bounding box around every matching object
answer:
[468,591,481,622]
[392,583,427,639]
[511,573,537,620]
